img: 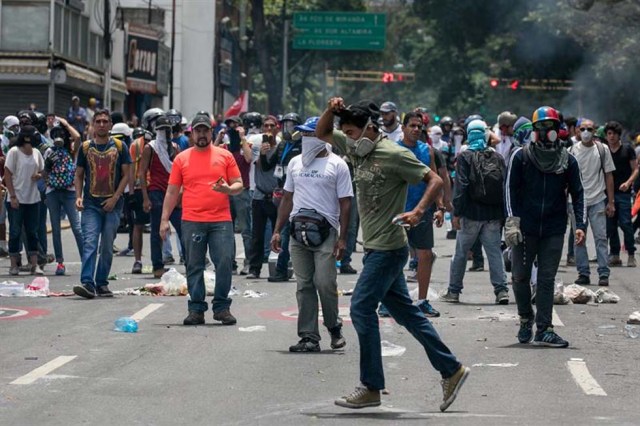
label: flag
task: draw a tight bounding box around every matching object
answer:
[224,90,249,118]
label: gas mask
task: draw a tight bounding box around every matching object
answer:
[282,121,296,141]
[346,118,378,157]
[532,121,559,149]
[580,130,593,143]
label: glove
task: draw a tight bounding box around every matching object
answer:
[504,216,523,248]
[44,156,55,172]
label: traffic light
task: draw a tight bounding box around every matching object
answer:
[490,78,499,88]
[434,115,441,123]
[510,79,520,90]
[382,72,394,83]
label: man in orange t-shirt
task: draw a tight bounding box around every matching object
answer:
[161,113,243,326]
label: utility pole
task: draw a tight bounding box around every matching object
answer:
[48,0,56,113]
[281,0,288,112]
[103,0,112,109]
[169,0,175,108]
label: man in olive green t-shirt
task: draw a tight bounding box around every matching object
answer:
[317,98,469,412]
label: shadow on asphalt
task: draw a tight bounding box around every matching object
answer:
[268,350,346,355]
[498,343,582,350]
[301,411,466,420]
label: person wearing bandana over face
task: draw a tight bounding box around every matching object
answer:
[506,106,586,348]
[316,98,469,412]
[270,116,353,352]
[139,114,184,279]
[568,118,616,286]
[43,118,83,276]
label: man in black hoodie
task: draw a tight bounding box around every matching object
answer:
[505,106,586,348]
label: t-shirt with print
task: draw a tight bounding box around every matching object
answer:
[569,142,615,206]
[284,153,353,230]
[169,144,241,222]
[76,139,132,206]
[609,143,636,193]
[4,146,44,204]
[332,130,429,251]
[397,139,433,212]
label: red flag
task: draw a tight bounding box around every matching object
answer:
[224,91,249,118]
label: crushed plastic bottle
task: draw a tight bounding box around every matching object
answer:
[381,340,406,357]
[444,212,453,232]
[114,317,138,333]
[625,324,639,339]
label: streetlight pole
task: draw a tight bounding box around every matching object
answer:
[169,0,175,108]
[281,0,288,112]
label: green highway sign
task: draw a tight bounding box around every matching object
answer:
[292,12,386,51]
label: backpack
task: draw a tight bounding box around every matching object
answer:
[81,138,124,156]
[47,149,76,190]
[468,149,505,205]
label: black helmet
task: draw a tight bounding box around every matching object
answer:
[166,109,182,126]
[32,111,47,134]
[440,116,454,127]
[17,110,38,127]
[49,124,70,142]
[141,108,164,132]
[242,112,263,130]
[463,114,484,129]
[132,127,145,140]
[281,112,302,125]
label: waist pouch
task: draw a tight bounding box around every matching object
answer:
[291,208,331,247]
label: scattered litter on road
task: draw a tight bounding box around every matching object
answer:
[107,274,118,281]
[563,284,596,304]
[228,286,240,296]
[628,311,640,325]
[238,325,266,332]
[243,290,267,298]
[161,268,188,296]
[381,340,406,357]
[624,325,639,339]
[553,281,571,305]
[25,277,50,297]
[204,271,216,296]
[409,287,440,301]
[24,357,38,361]
[338,289,353,296]
[113,317,138,333]
[381,389,390,395]
[0,281,24,297]
[472,363,519,368]
[142,265,153,274]
[595,289,620,304]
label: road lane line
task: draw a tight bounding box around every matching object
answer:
[131,303,164,322]
[552,308,564,327]
[567,359,607,396]
[11,356,77,385]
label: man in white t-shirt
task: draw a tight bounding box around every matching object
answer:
[271,116,353,353]
[380,101,403,142]
[569,118,616,286]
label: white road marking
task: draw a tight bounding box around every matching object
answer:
[552,308,564,327]
[130,303,164,322]
[11,356,77,385]
[472,363,519,368]
[567,359,607,396]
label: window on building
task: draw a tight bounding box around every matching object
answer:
[0,4,49,51]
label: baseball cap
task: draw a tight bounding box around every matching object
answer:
[294,116,319,132]
[191,114,212,129]
[380,101,398,113]
[71,95,80,102]
[224,116,242,126]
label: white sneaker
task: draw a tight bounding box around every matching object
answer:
[32,265,45,275]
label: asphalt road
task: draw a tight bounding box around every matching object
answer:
[1,224,639,425]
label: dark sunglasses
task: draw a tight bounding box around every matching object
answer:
[263,123,276,128]
[579,127,594,132]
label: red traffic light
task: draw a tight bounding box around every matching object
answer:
[510,80,520,90]
[490,79,499,88]
[382,72,394,83]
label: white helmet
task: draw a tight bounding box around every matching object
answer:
[110,122,132,137]
[2,115,19,138]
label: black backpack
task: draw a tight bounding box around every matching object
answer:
[468,149,505,205]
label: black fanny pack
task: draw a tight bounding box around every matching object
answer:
[291,209,331,247]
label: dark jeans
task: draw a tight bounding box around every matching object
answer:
[511,233,564,332]
[248,199,277,274]
[8,202,40,257]
[46,189,83,263]
[607,192,636,256]
[231,188,252,266]
[182,220,234,313]
[149,190,183,270]
[350,246,461,390]
[275,221,291,275]
[342,190,359,266]
[37,197,48,256]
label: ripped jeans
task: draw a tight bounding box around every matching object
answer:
[181,220,234,313]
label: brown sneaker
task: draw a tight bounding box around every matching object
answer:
[183,311,205,325]
[213,309,237,325]
[335,386,381,409]
[440,366,470,412]
[153,268,169,279]
[628,255,636,268]
[608,255,622,267]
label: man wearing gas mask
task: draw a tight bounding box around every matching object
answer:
[139,114,184,279]
[316,98,469,412]
[505,106,586,348]
[568,117,616,286]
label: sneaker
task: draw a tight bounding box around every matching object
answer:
[0,247,8,257]
[340,264,358,274]
[628,255,636,268]
[96,285,114,298]
[73,284,96,299]
[608,255,622,267]
[468,263,484,272]
[117,248,132,256]
[417,299,440,318]
[377,304,391,317]
[183,311,205,325]
[335,386,381,409]
[19,263,32,272]
[495,290,509,305]
[213,309,237,325]
[329,327,346,349]
[246,271,261,279]
[9,266,19,276]
[153,268,168,279]
[131,261,143,274]
[163,255,176,265]
[55,263,66,276]
[440,291,460,303]
[532,327,569,348]
[598,275,609,286]
[517,317,534,344]
[406,271,418,283]
[440,366,470,412]
[289,337,321,352]
[31,265,44,275]
[574,275,590,285]
[267,273,289,282]
[566,255,576,266]
[240,265,250,275]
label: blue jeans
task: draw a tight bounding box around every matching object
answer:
[46,190,83,263]
[567,202,575,257]
[350,246,461,390]
[231,189,252,265]
[149,190,183,270]
[7,202,40,257]
[275,221,291,275]
[38,196,48,256]
[576,200,609,278]
[80,200,123,288]
[448,218,508,295]
[342,189,359,266]
[607,192,636,256]
[182,220,234,313]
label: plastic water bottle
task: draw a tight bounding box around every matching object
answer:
[114,317,138,333]
[625,324,639,339]
[444,212,453,232]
